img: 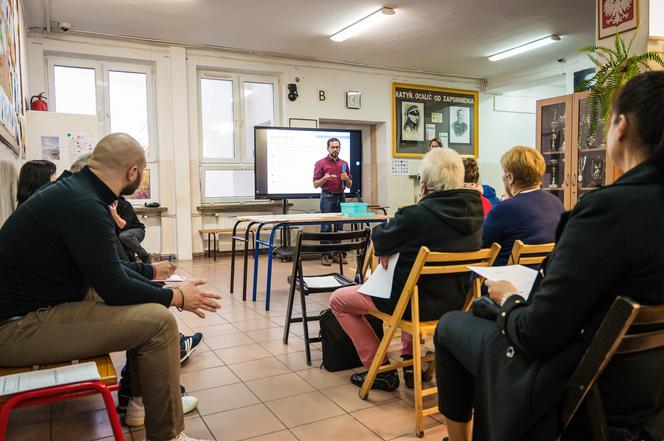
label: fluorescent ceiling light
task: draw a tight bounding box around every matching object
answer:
[331,7,396,42]
[488,35,561,62]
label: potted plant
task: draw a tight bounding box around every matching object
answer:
[579,33,664,132]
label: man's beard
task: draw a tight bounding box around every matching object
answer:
[121,170,142,196]
[329,152,338,159]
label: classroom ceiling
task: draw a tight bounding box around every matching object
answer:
[25,0,595,79]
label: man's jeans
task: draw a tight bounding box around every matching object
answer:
[119,228,150,263]
[320,192,345,258]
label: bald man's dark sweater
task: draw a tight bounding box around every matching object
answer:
[0,167,172,321]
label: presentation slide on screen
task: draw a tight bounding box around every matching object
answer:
[265,129,352,195]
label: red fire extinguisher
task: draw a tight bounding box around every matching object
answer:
[30,93,48,111]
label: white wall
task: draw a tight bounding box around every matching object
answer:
[26,32,570,258]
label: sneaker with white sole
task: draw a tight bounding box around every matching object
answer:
[125,395,199,427]
[180,332,204,364]
[145,433,212,441]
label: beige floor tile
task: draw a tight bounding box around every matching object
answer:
[244,326,288,342]
[232,318,281,331]
[205,332,255,350]
[351,401,438,440]
[265,390,344,428]
[220,309,267,322]
[131,416,215,441]
[203,403,285,441]
[227,357,291,382]
[246,372,316,401]
[258,337,306,356]
[295,366,354,389]
[195,383,261,415]
[181,350,225,372]
[243,430,299,441]
[51,409,129,441]
[189,322,239,337]
[320,383,398,412]
[390,422,449,440]
[180,365,241,392]
[5,403,51,427]
[5,421,51,441]
[275,350,322,371]
[181,312,229,327]
[289,414,382,441]
[215,343,272,364]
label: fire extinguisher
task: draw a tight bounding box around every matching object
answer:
[30,93,48,111]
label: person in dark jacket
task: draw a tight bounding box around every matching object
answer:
[434,72,664,441]
[482,146,564,266]
[330,147,483,391]
[110,196,151,263]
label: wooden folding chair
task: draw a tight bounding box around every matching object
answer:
[360,243,501,437]
[507,239,555,265]
[283,228,371,365]
[558,296,664,440]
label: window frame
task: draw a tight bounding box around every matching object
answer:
[46,56,158,162]
[198,70,279,203]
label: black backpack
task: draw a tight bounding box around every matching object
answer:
[318,308,384,372]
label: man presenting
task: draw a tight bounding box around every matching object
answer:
[0,133,220,441]
[313,137,352,266]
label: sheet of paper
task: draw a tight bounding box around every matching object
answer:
[0,362,101,396]
[467,265,538,300]
[303,275,344,289]
[153,274,185,283]
[358,253,400,299]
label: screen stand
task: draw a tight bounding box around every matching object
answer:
[273,199,294,262]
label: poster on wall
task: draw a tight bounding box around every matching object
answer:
[598,0,638,40]
[392,83,479,158]
[0,0,25,155]
[126,169,151,201]
[67,131,94,162]
[40,135,60,160]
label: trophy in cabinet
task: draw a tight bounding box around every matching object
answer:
[591,159,604,186]
[578,155,587,186]
[550,159,560,188]
[550,109,559,151]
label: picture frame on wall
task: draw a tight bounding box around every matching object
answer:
[392,83,479,158]
[0,0,26,155]
[598,0,639,40]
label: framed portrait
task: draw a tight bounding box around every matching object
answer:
[401,102,424,141]
[392,83,479,158]
[598,0,638,40]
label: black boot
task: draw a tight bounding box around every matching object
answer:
[402,353,435,389]
[350,369,400,391]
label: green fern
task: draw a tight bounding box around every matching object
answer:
[579,33,664,135]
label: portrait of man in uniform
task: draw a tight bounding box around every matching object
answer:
[401,102,424,141]
[450,106,470,144]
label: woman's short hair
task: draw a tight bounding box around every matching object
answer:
[500,146,545,188]
[462,157,480,183]
[17,160,56,206]
[70,153,92,173]
[419,148,464,192]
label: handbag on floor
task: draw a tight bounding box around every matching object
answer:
[318,308,384,372]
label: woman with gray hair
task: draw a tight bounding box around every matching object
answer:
[330,148,484,391]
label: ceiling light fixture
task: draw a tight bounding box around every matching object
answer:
[331,7,396,42]
[488,35,561,62]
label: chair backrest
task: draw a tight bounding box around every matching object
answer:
[294,229,371,277]
[507,240,555,265]
[361,241,376,281]
[388,243,501,325]
[559,296,664,437]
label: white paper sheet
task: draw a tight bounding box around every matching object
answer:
[303,275,344,289]
[0,362,101,396]
[467,265,538,300]
[358,253,400,299]
[153,274,185,283]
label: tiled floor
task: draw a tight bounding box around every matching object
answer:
[5,255,449,441]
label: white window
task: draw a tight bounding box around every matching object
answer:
[198,72,278,202]
[47,57,157,161]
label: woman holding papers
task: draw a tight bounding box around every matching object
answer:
[330,148,483,391]
[435,72,664,441]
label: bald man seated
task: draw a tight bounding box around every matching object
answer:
[0,133,220,441]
